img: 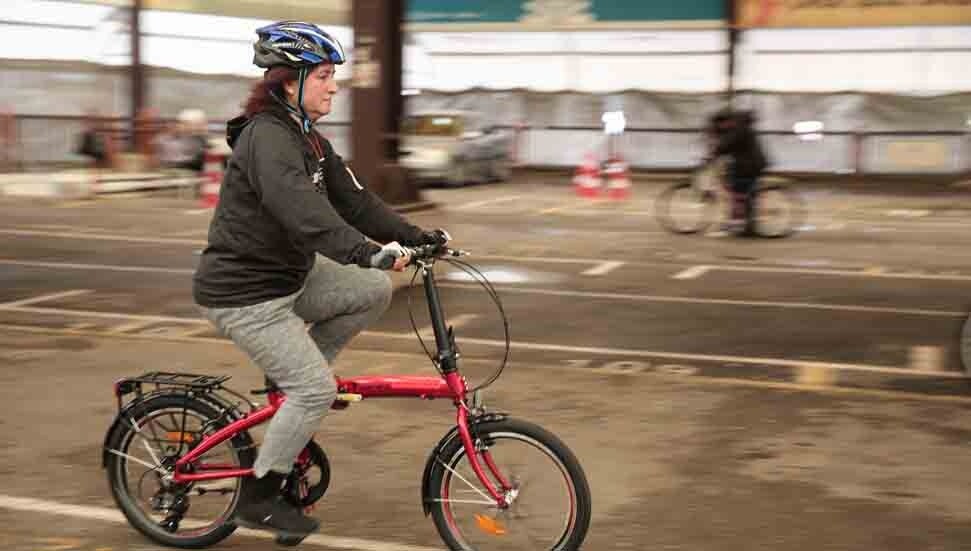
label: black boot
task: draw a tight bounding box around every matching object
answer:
[234,471,319,544]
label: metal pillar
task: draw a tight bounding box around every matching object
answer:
[725,0,738,105]
[130,0,144,142]
[351,0,422,205]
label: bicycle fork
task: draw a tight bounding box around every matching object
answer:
[423,264,513,510]
[455,403,512,509]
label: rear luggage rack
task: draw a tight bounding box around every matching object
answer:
[114,371,232,400]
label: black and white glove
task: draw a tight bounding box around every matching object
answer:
[369,241,408,270]
[420,228,451,247]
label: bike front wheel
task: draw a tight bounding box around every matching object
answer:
[656,181,719,234]
[754,183,806,238]
[427,418,591,551]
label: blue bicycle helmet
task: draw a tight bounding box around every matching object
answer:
[253,21,346,133]
[253,21,346,69]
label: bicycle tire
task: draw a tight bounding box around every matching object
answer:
[753,183,807,239]
[105,393,255,549]
[427,418,591,551]
[656,181,718,234]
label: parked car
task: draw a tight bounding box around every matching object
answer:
[399,110,513,187]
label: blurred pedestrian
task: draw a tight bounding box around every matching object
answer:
[0,105,17,172]
[76,110,110,170]
[134,107,161,169]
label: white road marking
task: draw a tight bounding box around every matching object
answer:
[0,304,206,324]
[910,346,945,372]
[581,260,625,276]
[537,201,591,215]
[0,289,91,308]
[477,254,611,264]
[795,365,839,386]
[169,325,217,338]
[670,263,971,282]
[3,229,969,282]
[2,300,957,378]
[454,194,524,210]
[0,495,440,551]
[672,265,711,280]
[0,259,194,274]
[417,313,479,337]
[437,283,965,317]
[363,330,966,378]
[4,324,970,404]
[0,228,206,245]
[106,319,156,334]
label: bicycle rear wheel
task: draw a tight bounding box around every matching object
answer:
[427,418,591,551]
[754,183,806,238]
[656,182,718,234]
[104,394,254,548]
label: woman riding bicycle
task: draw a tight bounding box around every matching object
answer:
[705,107,769,237]
[192,21,448,542]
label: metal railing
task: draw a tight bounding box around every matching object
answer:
[5,115,969,176]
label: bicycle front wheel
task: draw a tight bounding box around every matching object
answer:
[754,183,806,238]
[656,182,718,234]
[427,418,591,551]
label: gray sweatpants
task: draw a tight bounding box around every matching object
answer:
[201,254,392,477]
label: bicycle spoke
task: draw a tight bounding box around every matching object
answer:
[106,448,167,474]
[128,417,164,468]
[438,457,496,504]
[431,497,498,506]
[433,426,586,551]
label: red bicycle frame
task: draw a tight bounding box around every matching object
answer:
[171,260,512,507]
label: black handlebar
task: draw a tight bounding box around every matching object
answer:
[404,244,464,266]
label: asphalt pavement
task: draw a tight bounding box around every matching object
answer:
[1,174,970,550]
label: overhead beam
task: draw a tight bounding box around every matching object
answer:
[63,0,349,24]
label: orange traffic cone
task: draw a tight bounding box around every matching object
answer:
[573,154,602,198]
[603,157,631,200]
[200,150,223,208]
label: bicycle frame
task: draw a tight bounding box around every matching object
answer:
[170,260,512,507]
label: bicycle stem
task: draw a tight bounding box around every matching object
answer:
[422,265,458,373]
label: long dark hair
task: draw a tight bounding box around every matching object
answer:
[242,66,298,118]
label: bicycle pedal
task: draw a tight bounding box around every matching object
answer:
[335,393,362,403]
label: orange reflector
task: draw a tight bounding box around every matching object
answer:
[474,514,506,536]
[165,431,195,444]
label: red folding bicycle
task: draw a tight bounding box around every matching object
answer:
[102,243,592,550]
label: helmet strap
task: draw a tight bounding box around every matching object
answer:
[269,67,313,134]
[296,67,312,134]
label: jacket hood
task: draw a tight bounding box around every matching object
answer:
[226,115,252,149]
[226,102,303,149]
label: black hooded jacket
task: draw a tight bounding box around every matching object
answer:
[710,110,769,179]
[193,105,424,308]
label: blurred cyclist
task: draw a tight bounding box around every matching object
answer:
[192,21,449,543]
[705,108,769,237]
